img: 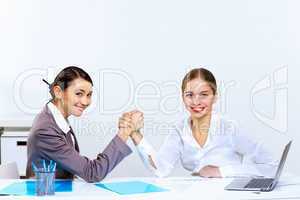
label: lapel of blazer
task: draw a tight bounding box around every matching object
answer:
[43,104,80,153]
[69,127,80,153]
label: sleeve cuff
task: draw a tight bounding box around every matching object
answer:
[114,135,132,156]
[136,138,172,178]
[219,165,234,178]
[137,137,155,155]
[136,138,159,172]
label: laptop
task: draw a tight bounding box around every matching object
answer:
[225,141,292,192]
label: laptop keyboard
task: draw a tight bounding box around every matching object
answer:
[244,178,274,189]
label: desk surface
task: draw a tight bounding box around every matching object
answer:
[0,176,300,200]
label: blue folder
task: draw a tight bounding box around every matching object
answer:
[0,180,72,196]
[95,181,168,195]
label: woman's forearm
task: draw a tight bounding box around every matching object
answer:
[130,130,143,145]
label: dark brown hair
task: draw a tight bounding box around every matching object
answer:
[181,68,217,95]
[46,66,93,99]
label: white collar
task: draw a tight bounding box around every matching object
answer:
[47,102,70,134]
[183,113,220,148]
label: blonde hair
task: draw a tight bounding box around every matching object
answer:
[181,68,217,95]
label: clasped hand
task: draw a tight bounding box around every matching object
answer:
[118,110,144,137]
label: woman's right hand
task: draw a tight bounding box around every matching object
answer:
[130,110,144,131]
[129,110,144,145]
[118,110,144,144]
[118,112,135,141]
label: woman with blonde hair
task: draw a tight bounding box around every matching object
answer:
[121,68,276,178]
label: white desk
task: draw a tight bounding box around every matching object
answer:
[0,176,300,200]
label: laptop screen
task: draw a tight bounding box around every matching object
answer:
[273,141,292,181]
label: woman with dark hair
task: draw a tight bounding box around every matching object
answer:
[121,68,277,178]
[26,66,139,182]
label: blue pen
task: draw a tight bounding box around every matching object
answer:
[52,162,56,172]
[31,162,39,172]
[49,160,53,172]
[43,159,46,172]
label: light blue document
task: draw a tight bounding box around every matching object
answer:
[0,180,72,196]
[95,180,168,195]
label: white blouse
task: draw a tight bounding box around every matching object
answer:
[47,102,75,145]
[136,114,277,178]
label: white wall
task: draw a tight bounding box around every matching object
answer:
[0,0,297,177]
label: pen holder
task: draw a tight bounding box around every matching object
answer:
[32,160,56,196]
[35,168,55,196]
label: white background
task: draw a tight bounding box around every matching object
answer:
[0,0,298,177]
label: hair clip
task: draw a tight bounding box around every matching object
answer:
[42,79,52,89]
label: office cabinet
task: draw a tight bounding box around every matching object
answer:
[0,130,29,177]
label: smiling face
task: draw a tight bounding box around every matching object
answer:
[182,78,216,119]
[54,78,93,117]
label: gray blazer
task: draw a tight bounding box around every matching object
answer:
[26,105,132,182]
